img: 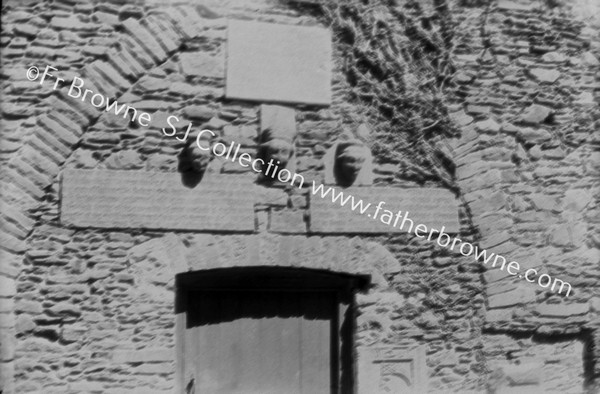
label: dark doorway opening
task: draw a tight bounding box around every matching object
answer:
[175,267,369,394]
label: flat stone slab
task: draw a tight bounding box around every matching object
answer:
[310,187,460,234]
[357,346,427,394]
[61,169,256,232]
[226,20,332,105]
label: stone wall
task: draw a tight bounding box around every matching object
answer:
[0,0,598,393]
[447,1,599,391]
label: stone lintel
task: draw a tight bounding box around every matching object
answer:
[61,169,256,232]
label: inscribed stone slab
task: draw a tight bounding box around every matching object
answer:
[226,20,332,105]
[357,346,427,394]
[310,187,460,234]
[61,169,255,231]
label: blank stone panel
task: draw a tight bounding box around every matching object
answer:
[60,169,256,232]
[310,187,460,234]
[226,20,332,105]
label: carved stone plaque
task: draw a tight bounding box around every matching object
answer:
[61,169,256,231]
[358,346,427,394]
[310,187,460,234]
[226,20,332,105]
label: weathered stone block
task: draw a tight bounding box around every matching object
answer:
[13,24,37,38]
[68,382,105,392]
[0,327,15,361]
[0,297,14,314]
[528,193,560,212]
[269,210,307,234]
[37,115,79,146]
[51,15,99,31]
[466,104,491,115]
[469,191,508,218]
[535,302,589,317]
[145,17,180,53]
[520,105,552,125]
[582,51,599,66]
[0,231,28,254]
[542,52,567,63]
[449,110,473,126]
[61,169,256,232]
[488,286,536,309]
[310,187,460,233]
[180,52,224,79]
[503,361,543,385]
[113,347,174,363]
[15,315,35,334]
[479,231,512,249]
[15,300,42,314]
[226,20,332,105]
[485,308,513,323]
[528,68,560,83]
[475,118,500,133]
[488,241,519,256]
[133,362,174,375]
[183,105,215,120]
[122,18,167,63]
[104,150,144,170]
[20,145,60,179]
[454,159,483,178]
[10,157,52,187]
[81,67,119,99]
[92,61,130,90]
[0,360,15,393]
[121,36,155,69]
[108,48,144,78]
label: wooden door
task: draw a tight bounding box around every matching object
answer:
[182,290,336,394]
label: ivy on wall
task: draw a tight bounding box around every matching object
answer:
[290,0,460,189]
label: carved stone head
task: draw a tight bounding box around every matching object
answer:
[258,105,297,184]
[178,139,210,187]
[334,140,370,187]
[261,138,294,168]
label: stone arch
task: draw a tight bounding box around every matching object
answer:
[0,9,212,391]
[128,232,402,292]
[124,232,407,392]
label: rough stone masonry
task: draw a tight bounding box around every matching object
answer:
[0,0,598,393]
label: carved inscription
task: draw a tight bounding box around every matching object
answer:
[310,187,460,233]
[61,169,256,231]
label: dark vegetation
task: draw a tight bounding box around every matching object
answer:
[291,0,460,189]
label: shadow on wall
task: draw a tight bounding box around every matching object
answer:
[177,137,210,188]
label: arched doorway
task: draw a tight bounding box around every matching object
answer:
[175,267,370,394]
